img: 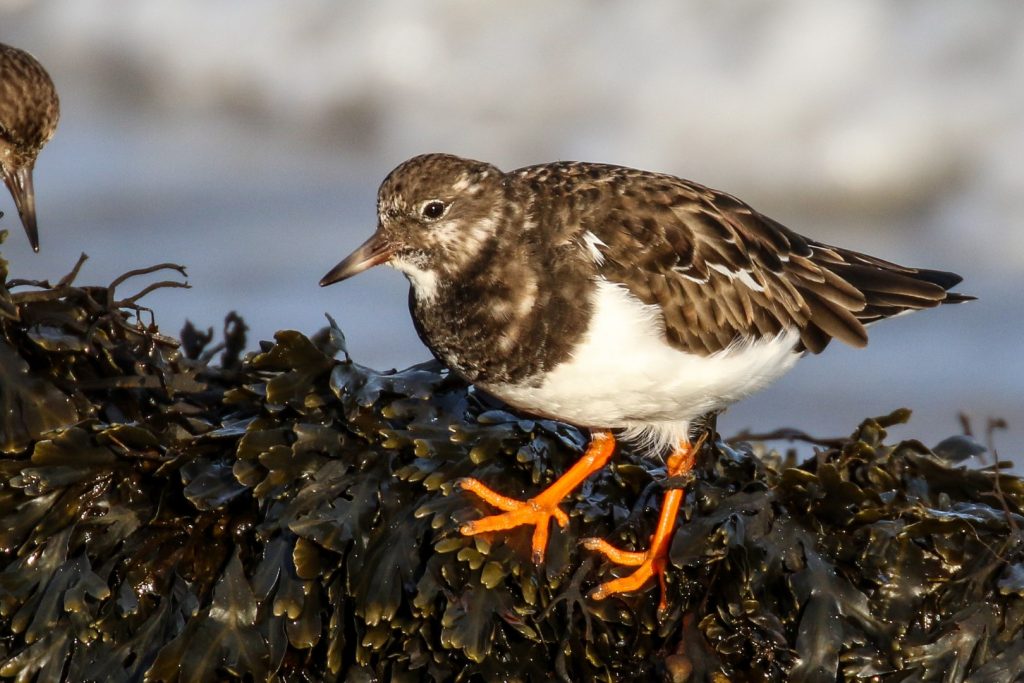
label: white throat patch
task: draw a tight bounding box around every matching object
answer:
[390,258,440,302]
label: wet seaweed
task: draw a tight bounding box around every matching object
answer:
[0,238,1021,682]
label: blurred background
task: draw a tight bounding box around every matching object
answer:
[1,0,1021,458]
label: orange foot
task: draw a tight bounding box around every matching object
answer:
[583,436,702,612]
[459,430,616,563]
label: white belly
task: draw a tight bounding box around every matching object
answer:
[485,279,801,454]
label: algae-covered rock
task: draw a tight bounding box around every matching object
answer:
[0,244,1021,682]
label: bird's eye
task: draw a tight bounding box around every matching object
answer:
[421,200,446,221]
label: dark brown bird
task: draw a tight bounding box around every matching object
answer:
[321,153,972,608]
[0,43,59,252]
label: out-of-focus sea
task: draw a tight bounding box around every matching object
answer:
[1,1,1021,459]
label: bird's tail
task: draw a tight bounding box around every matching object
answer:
[823,247,975,326]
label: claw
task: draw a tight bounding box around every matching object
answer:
[460,477,571,562]
[458,430,616,563]
[583,436,703,610]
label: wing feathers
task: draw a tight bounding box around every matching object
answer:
[803,292,869,348]
[563,166,970,357]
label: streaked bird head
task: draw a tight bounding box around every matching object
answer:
[320,154,507,299]
[0,43,60,252]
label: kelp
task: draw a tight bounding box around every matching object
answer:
[0,235,1021,682]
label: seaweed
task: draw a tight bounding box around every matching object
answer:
[0,237,1021,682]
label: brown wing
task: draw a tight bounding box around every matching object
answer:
[574,168,970,356]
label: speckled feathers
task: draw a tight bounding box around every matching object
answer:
[0,44,58,158]
[371,154,968,358]
[322,153,971,441]
[0,43,59,251]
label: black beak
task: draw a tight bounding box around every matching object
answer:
[320,231,394,286]
[3,163,40,252]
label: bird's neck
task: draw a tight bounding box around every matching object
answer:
[408,208,596,387]
[407,220,562,384]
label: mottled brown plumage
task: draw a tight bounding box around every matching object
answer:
[320,153,972,605]
[0,43,60,252]
[324,154,970,385]
[531,160,973,356]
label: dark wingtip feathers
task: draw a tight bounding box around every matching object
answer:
[916,268,975,304]
[797,250,973,354]
[913,268,963,291]
[915,268,975,305]
[942,292,976,304]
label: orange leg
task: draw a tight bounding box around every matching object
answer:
[583,435,703,612]
[460,430,616,563]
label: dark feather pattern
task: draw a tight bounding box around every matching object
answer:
[1,42,60,251]
[324,154,972,389]
[509,161,973,356]
[0,44,59,153]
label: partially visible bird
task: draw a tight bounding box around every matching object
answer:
[0,43,59,252]
[320,153,972,608]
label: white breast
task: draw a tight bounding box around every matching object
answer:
[485,279,801,455]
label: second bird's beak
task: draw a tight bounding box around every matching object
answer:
[2,163,40,252]
[320,230,394,286]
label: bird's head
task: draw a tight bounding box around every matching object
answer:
[0,44,60,252]
[320,154,508,300]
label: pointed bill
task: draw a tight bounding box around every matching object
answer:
[2,163,40,252]
[320,231,394,286]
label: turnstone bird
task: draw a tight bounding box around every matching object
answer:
[320,153,971,606]
[0,43,59,252]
